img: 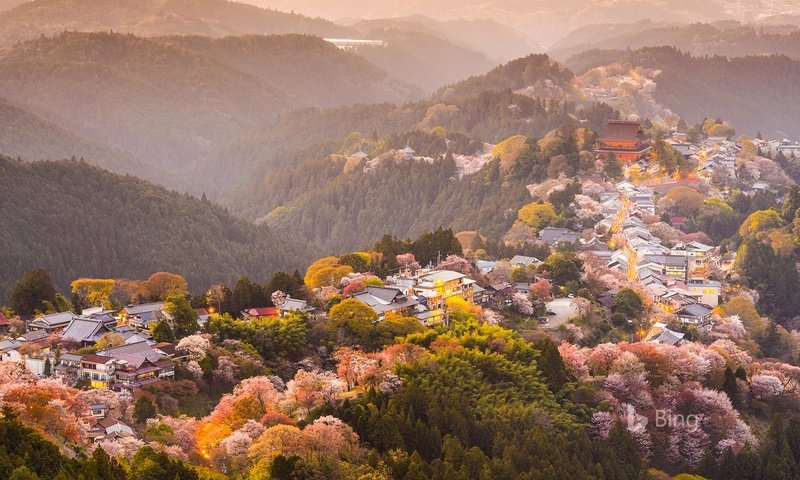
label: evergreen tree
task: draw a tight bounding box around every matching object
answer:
[603,153,623,179]
[9,269,57,318]
[151,320,175,343]
[165,295,198,338]
[722,366,739,408]
[134,397,157,424]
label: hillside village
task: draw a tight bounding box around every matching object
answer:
[4,118,800,470]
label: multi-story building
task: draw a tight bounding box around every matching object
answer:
[671,241,714,281]
[594,120,651,162]
[79,341,175,391]
[412,270,476,311]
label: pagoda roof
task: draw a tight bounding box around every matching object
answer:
[599,120,649,143]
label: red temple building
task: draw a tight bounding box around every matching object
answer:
[594,120,651,162]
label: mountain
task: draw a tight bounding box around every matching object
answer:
[0,0,352,47]
[551,20,800,61]
[0,32,419,194]
[0,96,161,181]
[240,0,732,47]
[163,35,420,107]
[577,46,800,137]
[348,15,542,62]
[205,73,592,205]
[343,28,495,93]
[436,54,576,100]
[0,156,311,301]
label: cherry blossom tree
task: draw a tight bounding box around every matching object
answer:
[510,292,534,315]
[437,255,473,275]
[558,343,589,380]
[668,417,710,467]
[0,361,39,385]
[713,315,746,342]
[334,347,378,390]
[563,323,585,343]
[176,334,210,361]
[396,253,420,272]
[248,424,307,461]
[283,369,343,415]
[529,278,553,304]
[212,356,238,384]
[97,437,144,460]
[185,360,203,380]
[378,372,403,395]
[588,411,615,440]
[270,290,288,308]
[302,416,360,460]
[342,281,367,297]
[710,339,753,372]
[481,309,503,325]
[587,343,623,375]
[750,374,785,399]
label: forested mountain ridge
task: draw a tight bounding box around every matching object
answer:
[343,28,496,93]
[0,96,163,182]
[161,34,420,107]
[0,156,311,302]
[0,0,351,47]
[572,46,800,137]
[436,54,576,101]
[348,15,542,63]
[550,20,800,61]
[203,85,597,203]
[0,31,420,195]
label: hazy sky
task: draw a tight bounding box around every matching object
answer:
[239,0,796,46]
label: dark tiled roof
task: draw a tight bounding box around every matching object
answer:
[600,121,648,142]
[82,353,114,364]
[122,303,164,315]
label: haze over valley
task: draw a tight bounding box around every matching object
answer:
[4,1,800,479]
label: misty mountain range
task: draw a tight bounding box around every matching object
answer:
[4,0,800,296]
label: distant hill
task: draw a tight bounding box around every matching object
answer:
[0,96,165,182]
[0,157,310,301]
[164,35,420,107]
[551,21,800,61]
[239,0,732,47]
[0,32,419,194]
[577,47,800,138]
[0,0,351,46]
[435,54,575,100]
[348,15,542,63]
[564,49,631,74]
[204,80,591,204]
[347,28,495,93]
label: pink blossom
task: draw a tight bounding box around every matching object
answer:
[558,342,589,380]
[750,374,784,399]
[588,411,615,440]
[176,335,210,361]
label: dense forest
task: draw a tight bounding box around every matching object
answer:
[226,120,607,253]
[0,97,160,181]
[0,31,419,193]
[0,0,351,46]
[436,54,576,101]
[569,46,800,138]
[0,157,310,302]
[204,90,591,203]
[202,52,604,202]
